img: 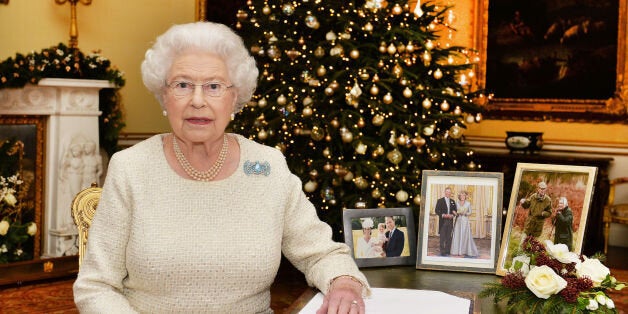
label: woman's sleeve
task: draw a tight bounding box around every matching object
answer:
[280,172,371,297]
[72,154,138,313]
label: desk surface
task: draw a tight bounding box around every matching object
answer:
[288,266,507,313]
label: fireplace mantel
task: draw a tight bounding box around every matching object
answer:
[0,78,113,258]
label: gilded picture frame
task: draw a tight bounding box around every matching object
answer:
[0,116,46,260]
[496,163,597,276]
[417,170,503,274]
[343,207,416,268]
[475,0,627,122]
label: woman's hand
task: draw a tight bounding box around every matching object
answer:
[316,276,364,314]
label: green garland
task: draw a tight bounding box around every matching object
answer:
[0,43,125,156]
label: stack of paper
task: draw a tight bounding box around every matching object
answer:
[298,287,472,314]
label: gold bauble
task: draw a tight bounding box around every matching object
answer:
[325,87,334,96]
[387,43,397,55]
[316,65,327,77]
[331,119,340,128]
[397,134,408,146]
[372,114,385,126]
[302,107,313,117]
[262,5,271,15]
[373,172,381,180]
[406,42,415,52]
[350,49,360,59]
[379,42,387,54]
[304,180,318,192]
[334,165,348,177]
[395,190,409,202]
[440,100,450,111]
[413,195,422,205]
[372,74,380,82]
[357,118,366,128]
[354,176,369,189]
[258,97,268,108]
[383,93,393,104]
[344,171,354,181]
[323,147,331,157]
[449,125,463,139]
[370,85,379,95]
[236,10,248,21]
[453,106,462,115]
[403,87,412,98]
[423,125,435,136]
[311,126,325,141]
[364,22,374,32]
[392,4,403,15]
[258,129,268,140]
[374,145,385,156]
[309,169,319,178]
[422,98,432,109]
[314,46,326,58]
[371,188,382,199]
[359,71,370,80]
[412,137,426,147]
[386,148,403,165]
[323,163,334,172]
[393,64,403,78]
[341,131,354,143]
[330,80,340,90]
[465,114,475,124]
[277,94,287,105]
[429,151,440,163]
[433,68,443,79]
[303,96,313,106]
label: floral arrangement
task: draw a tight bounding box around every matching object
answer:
[0,42,126,156]
[480,236,626,313]
[0,139,37,263]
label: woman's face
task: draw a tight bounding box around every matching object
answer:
[363,228,372,239]
[163,50,236,144]
[459,193,467,201]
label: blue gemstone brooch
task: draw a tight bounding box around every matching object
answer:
[243,160,271,176]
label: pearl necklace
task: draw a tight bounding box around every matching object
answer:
[172,134,228,182]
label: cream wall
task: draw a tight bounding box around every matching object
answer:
[0,0,194,133]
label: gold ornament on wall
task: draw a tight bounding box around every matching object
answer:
[54,0,93,48]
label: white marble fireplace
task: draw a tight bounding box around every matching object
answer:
[0,78,113,258]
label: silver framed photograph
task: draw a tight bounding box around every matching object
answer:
[496,163,597,276]
[417,170,503,274]
[343,207,416,268]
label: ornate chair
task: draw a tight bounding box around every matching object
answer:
[70,183,102,267]
[603,177,628,254]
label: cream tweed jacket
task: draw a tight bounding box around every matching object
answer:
[73,134,369,313]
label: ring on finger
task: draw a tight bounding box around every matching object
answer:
[351,300,358,306]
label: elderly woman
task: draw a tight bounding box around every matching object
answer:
[73,22,369,313]
[450,191,478,258]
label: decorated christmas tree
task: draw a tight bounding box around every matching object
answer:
[231,0,486,237]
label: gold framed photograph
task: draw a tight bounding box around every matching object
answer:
[416,170,503,274]
[0,116,46,262]
[496,163,597,276]
[342,207,416,268]
[475,0,627,122]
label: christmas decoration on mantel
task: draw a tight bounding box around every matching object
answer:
[232,0,487,236]
[0,0,125,156]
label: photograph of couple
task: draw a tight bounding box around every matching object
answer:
[422,182,499,264]
[351,216,409,259]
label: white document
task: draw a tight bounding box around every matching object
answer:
[298,287,471,314]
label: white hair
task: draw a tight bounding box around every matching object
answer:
[559,196,568,207]
[141,22,258,113]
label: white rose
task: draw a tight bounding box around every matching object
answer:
[606,298,615,309]
[586,299,599,311]
[544,240,580,264]
[576,258,610,287]
[595,293,607,305]
[524,265,568,299]
[0,244,7,253]
[0,220,9,236]
[3,193,17,206]
[27,222,37,236]
[509,254,531,276]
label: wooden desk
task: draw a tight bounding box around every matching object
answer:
[287,266,506,313]
[475,152,612,256]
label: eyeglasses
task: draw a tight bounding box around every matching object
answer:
[166,81,233,98]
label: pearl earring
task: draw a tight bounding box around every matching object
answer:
[162,110,167,117]
[230,113,235,121]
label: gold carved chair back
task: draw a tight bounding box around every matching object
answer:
[71,183,102,267]
[603,177,628,254]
